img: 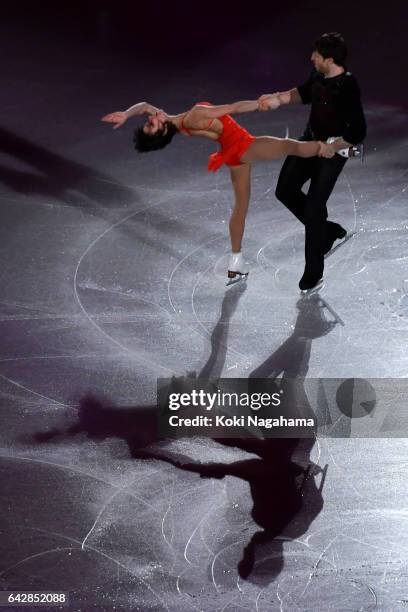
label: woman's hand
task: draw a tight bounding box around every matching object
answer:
[101,111,129,129]
[318,142,336,158]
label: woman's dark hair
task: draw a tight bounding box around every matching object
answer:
[314,32,347,67]
[134,121,178,153]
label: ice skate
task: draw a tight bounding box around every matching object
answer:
[299,265,324,293]
[300,277,324,294]
[324,231,355,259]
[324,223,347,255]
[227,252,249,286]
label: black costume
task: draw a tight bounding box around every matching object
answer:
[275,70,366,289]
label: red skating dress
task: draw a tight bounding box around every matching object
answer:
[180,102,256,172]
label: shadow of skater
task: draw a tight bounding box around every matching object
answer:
[133,439,326,583]
[32,288,339,585]
[32,283,247,451]
[234,292,338,581]
[34,398,159,453]
[199,281,247,381]
[134,293,339,584]
[0,127,135,207]
[0,127,189,255]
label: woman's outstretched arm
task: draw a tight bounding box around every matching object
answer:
[125,101,162,117]
[189,98,280,121]
[101,101,162,129]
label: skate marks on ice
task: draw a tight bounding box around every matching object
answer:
[347,231,408,334]
[2,106,408,609]
[9,400,408,610]
[26,292,406,610]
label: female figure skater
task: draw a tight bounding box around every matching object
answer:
[102,99,322,281]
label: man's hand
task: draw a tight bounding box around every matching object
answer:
[258,93,281,111]
[318,142,336,158]
[101,111,128,129]
[277,91,291,105]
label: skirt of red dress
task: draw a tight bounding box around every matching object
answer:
[208,115,256,172]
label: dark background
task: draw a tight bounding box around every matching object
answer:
[3,0,408,105]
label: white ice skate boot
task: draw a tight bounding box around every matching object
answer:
[227,252,249,285]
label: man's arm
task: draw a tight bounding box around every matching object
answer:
[278,89,303,105]
[258,70,315,111]
[259,70,316,111]
[340,77,367,145]
[319,77,367,158]
[259,88,302,110]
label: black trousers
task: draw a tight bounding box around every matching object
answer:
[275,153,347,276]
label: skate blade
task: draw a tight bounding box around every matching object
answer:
[226,272,248,287]
[325,232,355,259]
[300,278,324,295]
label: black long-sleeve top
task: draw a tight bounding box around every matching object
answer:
[297,69,367,144]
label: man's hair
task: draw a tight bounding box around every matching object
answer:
[314,32,347,67]
[134,121,178,153]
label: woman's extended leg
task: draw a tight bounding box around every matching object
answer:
[242,137,320,163]
[229,163,251,252]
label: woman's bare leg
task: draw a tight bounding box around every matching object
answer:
[229,163,251,252]
[242,137,320,163]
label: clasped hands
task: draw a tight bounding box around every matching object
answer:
[258,92,284,111]
[317,142,337,158]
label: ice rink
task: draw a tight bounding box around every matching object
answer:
[1,2,408,610]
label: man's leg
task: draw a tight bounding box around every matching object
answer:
[324,220,347,254]
[276,155,346,240]
[301,155,347,289]
[275,155,315,224]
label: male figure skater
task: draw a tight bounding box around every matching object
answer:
[259,32,366,291]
